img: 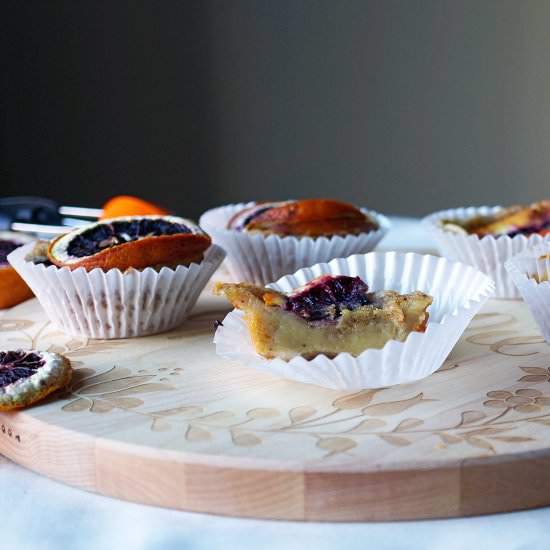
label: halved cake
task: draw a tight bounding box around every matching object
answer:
[215,275,433,360]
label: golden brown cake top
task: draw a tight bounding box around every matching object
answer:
[227,199,379,237]
[440,200,550,237]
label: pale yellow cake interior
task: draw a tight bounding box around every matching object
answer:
[215,282,433,360]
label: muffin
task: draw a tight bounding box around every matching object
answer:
[200,199,390,285]
[0,231,35,309]
[424,201,550,298]
[8,215,226,338]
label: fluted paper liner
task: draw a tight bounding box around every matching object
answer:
[200,203,390,285]
[214,252,494,390]
[8,243,226,339]
[505,243,550,342]
[423,206,550,298]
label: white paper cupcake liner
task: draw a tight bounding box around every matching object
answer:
[199,202,390,285]
[214,252,494,390]
[505,243,550,342]
[8,243,226,339]
[423,206,550,299]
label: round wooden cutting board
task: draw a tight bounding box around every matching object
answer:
[2,293,550,521]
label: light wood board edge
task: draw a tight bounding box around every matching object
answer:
[2,411,550,521]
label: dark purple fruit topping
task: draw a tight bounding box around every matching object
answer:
[0,350,45,387]
[285,275,371,321]
[506,216,550,237]
[27,241,53,266]
[228,204,278,232]
[236,206,275,231]
[32,256,53,266]
[67,218,192,258]
[0,239,21,265]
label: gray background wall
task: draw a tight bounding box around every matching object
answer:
[2,1,550,219]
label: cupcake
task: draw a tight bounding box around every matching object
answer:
[423,200,550,298]
[200,199,390,285]
[214,252,494,389]
[8,215,226,339]
[0,231,35,309]
[505,243,550,342]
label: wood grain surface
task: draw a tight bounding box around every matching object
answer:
[1,293,550,520]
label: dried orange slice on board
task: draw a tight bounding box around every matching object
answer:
[100,196,169,219]
[0,231,35,309]
[0,350,72,411]
[48,215,211,271]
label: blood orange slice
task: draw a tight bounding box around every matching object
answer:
[48,215,212,271]
[0,350,72,411]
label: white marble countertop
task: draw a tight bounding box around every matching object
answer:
[3,218,550,550]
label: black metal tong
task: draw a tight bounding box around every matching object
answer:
[0,196,102,235]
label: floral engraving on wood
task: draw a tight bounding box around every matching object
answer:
[63,366,176,414]
[3,307,550,460]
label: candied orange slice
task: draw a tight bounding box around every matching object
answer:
[0,350,72,411]
[48,215,211,271]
